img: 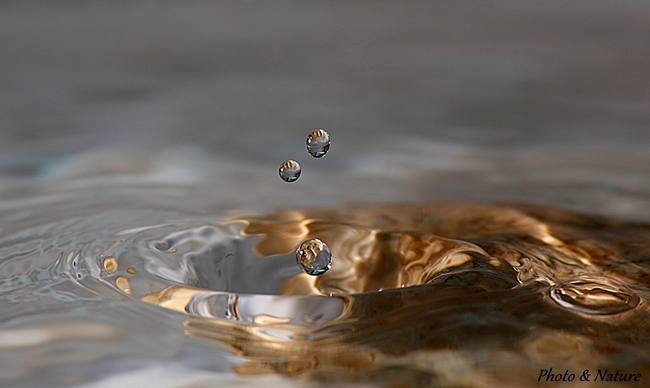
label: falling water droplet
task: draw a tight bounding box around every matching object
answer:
[550,275,640,315]
[306,129,330,158]
[296,238,332,276]
[279,159,301,183]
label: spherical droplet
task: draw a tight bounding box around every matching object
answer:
[306,129,330,158]
[279,159,301,183]
[296,238,332,276]
[550,275,640,315]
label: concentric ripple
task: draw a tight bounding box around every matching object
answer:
[75,203,650,385]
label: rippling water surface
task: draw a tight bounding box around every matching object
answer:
[3,201,650,387]
[1,2,650,387]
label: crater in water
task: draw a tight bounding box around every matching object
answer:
[74,203,650,385]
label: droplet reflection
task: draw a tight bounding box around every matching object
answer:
[296,238,332,276]
[279,159,301,183]
[306,129,330,158]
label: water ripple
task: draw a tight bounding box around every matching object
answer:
[62,202,650,385]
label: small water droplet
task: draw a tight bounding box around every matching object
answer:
[550,275,640,315]
[279,159,301,183]
[296,238,332,276]
[306,129,330,158]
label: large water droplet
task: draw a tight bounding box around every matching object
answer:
[550,275,640,315]
[306,129,330,158]
[296,238,332,276]
[279,159,301,183]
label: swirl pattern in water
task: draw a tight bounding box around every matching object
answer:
[60,203,650,386]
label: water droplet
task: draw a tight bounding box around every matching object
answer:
[279,159,301,183]
[306,129,330,158]
[296,238,332,276]
[550,275,640,315]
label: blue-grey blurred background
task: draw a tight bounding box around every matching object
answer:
[0,1,649,218]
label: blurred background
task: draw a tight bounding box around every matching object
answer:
[0,1,649,218]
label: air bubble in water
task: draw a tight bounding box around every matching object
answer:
[296,238,332,276]
[306,129,330,158]
[279,159,301,183]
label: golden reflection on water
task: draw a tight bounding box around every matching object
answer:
[115,275,132,295]
[102,255,118,274]
[137,203,650,386]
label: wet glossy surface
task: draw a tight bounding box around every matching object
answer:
[32,203,650,387]
[1,1,650,387]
